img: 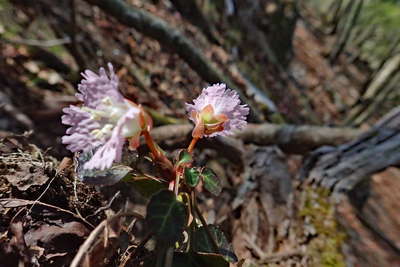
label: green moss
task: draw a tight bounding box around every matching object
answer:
[300,187,346,267]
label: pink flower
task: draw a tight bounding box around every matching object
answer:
[62,63,149,170]
[186,84,249,138]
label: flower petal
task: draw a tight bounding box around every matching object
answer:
[76,63,124,108]
[83,107,140,170]
[61,106,101,152]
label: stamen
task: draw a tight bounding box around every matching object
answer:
[91,123,114,139]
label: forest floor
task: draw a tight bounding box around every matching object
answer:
[1,1,400,266]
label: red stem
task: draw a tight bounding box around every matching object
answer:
[187,137,199,153]
[143,130,174,176]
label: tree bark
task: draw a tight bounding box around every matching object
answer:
[301,106,400,196]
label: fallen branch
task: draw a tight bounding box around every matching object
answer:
[149,123,363,154]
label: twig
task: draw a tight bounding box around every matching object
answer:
[0,198,95,229]
[28,157,70,213]
[244,234,302,263]
[28,175,57,213]
[260,250,303,263]
[70,212,145,267]
[70,220,108,267]
[129,232,153,261]
[85,191,121,220]
[0,36,71,47]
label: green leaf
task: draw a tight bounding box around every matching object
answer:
[74,150,132,185]
[201,168,222,196]
[177,150,193,166]
[143,252,229,267]
[74,145,138,185]
[193,225,238,263]
[194,252,230,267]
[146,190,187,245]
[184,167,201,187]
[128,177,166,198]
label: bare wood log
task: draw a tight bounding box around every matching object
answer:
[149,123,363,155]
[84,0,263,121]
[300,106,400,196]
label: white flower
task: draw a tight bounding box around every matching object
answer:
[186,84,249,138]
[62,63,149,170]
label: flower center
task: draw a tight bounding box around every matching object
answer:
[198,104,228,126]
[191,104,229,138]
[83,97,141,140]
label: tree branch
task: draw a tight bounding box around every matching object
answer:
[149,123,363,155]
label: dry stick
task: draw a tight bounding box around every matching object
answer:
[244,234,303,263]
[70,212,145,267]
[70,220,108,267]
[128,231,153,263]
[0,198,95,229]
[85,191,121,220]
[84,0,262,122]
[28,174,57,213]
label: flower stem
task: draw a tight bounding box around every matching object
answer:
[143,130,174,171]
[187,137,199,153]
[173,169,182,195]
[193,193,220,254]
[143,130,160,158]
